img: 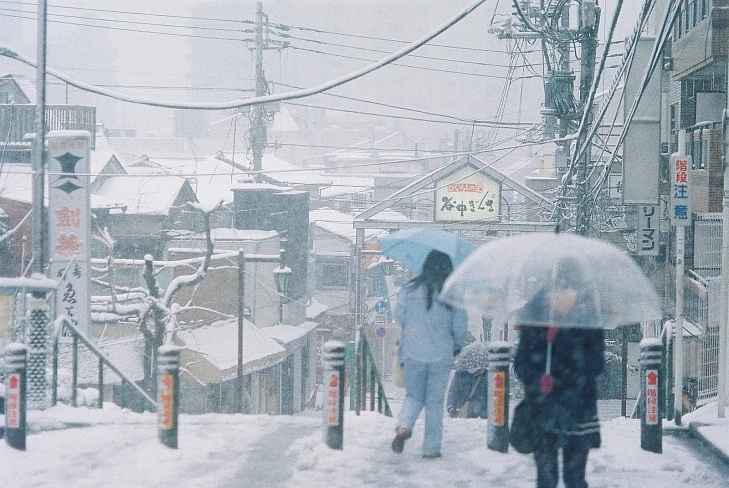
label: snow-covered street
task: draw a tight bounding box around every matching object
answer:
[2,401,729,487]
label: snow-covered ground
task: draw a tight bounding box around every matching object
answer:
[2,399,729,487]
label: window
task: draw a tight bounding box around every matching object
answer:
[316,261,349,288]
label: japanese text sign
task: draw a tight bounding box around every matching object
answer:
[434,165,501,222]
[325,370,340,426]
[637,205,659,256]
[47,131,92,339]
[669,154,692,227]
[645,369,659,425]
[159,374,175,430]
[7,373,21,428]
[491,370,506,427]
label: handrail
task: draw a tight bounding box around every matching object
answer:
[51,315,157,411]
[356,334,393,417]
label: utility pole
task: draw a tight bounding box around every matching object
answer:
[576,1,599,236]
[248,2,288,181]
[499,1,599,232]
[32,0,48,274]
[250,2,267,179]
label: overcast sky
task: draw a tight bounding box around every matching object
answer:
[0,1,646,150]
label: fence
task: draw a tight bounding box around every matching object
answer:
[0,104,96,148]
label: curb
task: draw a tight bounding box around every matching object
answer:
[687,421,729,467]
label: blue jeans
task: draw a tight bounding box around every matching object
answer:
[397,360,451,453]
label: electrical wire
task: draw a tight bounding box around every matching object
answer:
[0,0,490,110]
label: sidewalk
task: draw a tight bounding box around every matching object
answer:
[679,401,729,466]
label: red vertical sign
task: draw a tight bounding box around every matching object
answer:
[326,370,340,426]
[492,371,506,427]
[7,374,21,428]
[159,374,174,430]
[645,370,658,425]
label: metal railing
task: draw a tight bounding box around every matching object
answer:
[355,335,392,417]
[51,315,157,411]
[0,104,96,148]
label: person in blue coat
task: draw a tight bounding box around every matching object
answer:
[391,250,469,459]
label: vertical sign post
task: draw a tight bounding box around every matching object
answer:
[47,131,92,341]
[669,135,691,425]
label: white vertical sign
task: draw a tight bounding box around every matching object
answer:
[47,131,91,339]
[669,154,692,227]
[637,205,659,256]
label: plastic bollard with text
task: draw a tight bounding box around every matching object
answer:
[323,341,346,449]
[487,342,510,453]
[4,343,27,450]
[158,346,180,449]
[640,338,663,453]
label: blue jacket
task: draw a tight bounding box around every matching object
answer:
[394,283,469,366]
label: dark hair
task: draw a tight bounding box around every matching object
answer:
[554,256,585,290]
[409,250,453,309]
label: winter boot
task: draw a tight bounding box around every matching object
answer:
[391,426,411,453]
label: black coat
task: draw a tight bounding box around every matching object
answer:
[513,291,605,448]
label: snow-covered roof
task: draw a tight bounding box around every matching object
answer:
[263,322,318,351]
[306,298,328,319]
[319,175,374,198]
[94,175,193,215]
[371,209,409,222]
[176,317,286,380]
[209,228,279,241]
[310,207,387,243]
[0,73,35,103]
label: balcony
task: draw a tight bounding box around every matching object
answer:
[0,104,96,153]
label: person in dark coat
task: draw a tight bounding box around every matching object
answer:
[513,258,605,488]
[446,368,488,418]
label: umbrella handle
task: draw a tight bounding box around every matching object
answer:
[541,327,559,394]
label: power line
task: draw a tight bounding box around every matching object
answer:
[0,0,491,110]
[289,46,538,80]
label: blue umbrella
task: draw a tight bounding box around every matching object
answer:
[378,228,476,273]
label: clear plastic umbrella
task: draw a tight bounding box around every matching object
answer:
[440,232,663,329]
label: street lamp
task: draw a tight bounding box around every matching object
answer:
[273,255,292,323]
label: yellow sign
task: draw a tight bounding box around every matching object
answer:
[434,166,501,222]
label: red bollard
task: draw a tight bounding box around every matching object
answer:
[158,346,180,449]
[4,343,27,451]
